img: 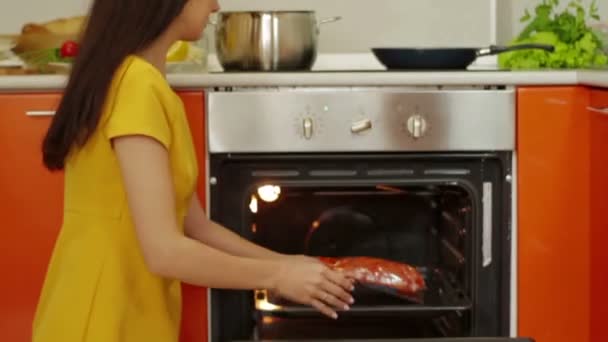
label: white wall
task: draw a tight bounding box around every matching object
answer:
[0,0,494,53]
[1,0,605,52]
[211,0,494,52]
[0,0,91,33]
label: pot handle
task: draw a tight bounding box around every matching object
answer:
[319,16,342,25]
[477,43,555,57]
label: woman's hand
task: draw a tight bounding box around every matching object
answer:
[272,259,355,319]
[285,254,323,265]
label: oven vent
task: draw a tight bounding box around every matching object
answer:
[424,169,471,176]
[309,169,358,177]
[252,170,300,177]
[367,169,414,176]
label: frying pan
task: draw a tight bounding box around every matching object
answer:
[371,43,555,70]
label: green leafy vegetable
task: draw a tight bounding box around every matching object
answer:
[498,0,608,69]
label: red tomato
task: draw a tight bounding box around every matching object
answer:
[60,40,79,58]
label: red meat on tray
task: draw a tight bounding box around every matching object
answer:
[319,256,426,302]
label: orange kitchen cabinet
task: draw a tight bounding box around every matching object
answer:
[589,88,608,342]
[178,91,209,342]
[0,93,64,342]
[517,86,591,342]
[0,91,208,342]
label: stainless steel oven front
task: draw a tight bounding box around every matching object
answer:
[204,86,526,342]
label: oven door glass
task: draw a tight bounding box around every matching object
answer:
[209,153,512,342]
[246,183,472,339]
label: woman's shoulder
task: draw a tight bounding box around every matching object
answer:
[100,55,181,148]
[112,55,172,97]
[105,54,182,120]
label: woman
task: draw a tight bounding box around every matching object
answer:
[33,0,354,340]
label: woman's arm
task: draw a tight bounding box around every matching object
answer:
[113,135,278,289]
[113,135,354,318]
[184,195,285,260]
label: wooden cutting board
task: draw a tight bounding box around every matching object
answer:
[0,66,48,75]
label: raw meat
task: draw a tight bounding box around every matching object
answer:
[319,256,426,302]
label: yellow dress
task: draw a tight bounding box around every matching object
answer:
[32,55,198,342]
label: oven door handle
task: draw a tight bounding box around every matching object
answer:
[482,182,493,267]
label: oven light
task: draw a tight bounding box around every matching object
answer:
[262,316,276,324]
[254,290,283,311]
[257,185,281,202]
[256,300,282,311]
[249,195,258,213]
[310,220,320,232]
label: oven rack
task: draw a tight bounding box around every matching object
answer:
[255,267,472,318]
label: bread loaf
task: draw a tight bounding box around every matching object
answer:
[22,16,86,35]
[12,16,86,54]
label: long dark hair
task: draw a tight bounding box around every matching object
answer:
[42,0,188,170]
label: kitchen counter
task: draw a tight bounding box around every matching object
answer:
[170,69,608,89]
[0,70,606,92]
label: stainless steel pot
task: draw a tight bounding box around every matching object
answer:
[214,11,341,71]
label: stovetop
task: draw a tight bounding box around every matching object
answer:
[210,68,507,74]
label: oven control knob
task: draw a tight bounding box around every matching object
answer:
[351,119,372,134]
[406,114,427,139]
[302,117,313,139]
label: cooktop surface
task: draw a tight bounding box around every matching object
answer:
[210,69,507,74]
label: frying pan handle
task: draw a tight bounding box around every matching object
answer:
[477,44,555,57]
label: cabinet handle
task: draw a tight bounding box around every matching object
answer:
[25,110,55,117]
[587,106,608,115]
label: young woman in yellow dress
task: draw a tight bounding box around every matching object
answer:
[33,0,354,340]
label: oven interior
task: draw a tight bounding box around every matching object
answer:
[243,183,474,339]
[209,153,512,341]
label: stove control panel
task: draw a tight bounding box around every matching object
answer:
[207,88,515,153]
[406,114,428,139]
[295,109,324,140]
[351,118,372,134]
[302,117,313,139]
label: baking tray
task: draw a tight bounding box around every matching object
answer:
[255,267,472,318]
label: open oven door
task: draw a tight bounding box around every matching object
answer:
[232,339,534,342]
[210,152,515,342]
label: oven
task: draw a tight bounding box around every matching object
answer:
[205,86,529,342]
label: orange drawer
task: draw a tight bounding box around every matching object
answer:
[0,93,64,342]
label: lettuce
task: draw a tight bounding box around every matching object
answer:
[498,0,608,69]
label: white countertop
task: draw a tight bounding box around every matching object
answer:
[170,70,607,88]
[0,53,606,92]
[1,70,606,93]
